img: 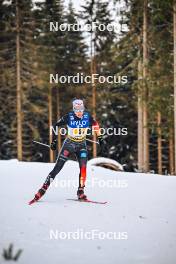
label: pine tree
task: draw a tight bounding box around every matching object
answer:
[63,1,87,75]
[59,0,88,113]
[174,0,176,174]
[0,0,16,159]
[34,0,66,162]
[113,0,174,173]
[147,0,173,174]
[81,0,116,158]
[0,0,37,161]
[14,0,43,161]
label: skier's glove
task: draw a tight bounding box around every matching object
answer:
[50,139,57,151]
[98,136,106,156]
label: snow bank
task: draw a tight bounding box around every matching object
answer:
[0,159,176,264]
[88,157,123,171]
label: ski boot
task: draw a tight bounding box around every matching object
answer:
[77,187,87,200]
[29,184,49,205]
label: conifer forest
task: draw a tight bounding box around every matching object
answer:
[1,0,176,175]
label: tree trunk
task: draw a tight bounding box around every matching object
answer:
[49,86,54,162]
[16,0,23,161]
[157,111,162,174]
[173,0,176,174]
[137,57,144,171]
[92,57,97,158]
[91,33,97,158]
[56,87,61,151]
[143,0,149,172]
[169,127,174,175]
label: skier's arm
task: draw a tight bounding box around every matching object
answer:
[89,115,101,137]
[52,114,69,142]
[89,114,106,154]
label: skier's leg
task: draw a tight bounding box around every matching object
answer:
[78,149,88,188]
[44,148,70,186]
[34,140,71,201]
[76,147,88,199]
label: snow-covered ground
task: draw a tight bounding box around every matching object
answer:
[0,159,176,264]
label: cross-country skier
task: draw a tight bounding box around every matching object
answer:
[29,99,105,204]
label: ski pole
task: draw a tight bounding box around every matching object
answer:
[33,140,50,148]
[33,139,99,147]
[86,138,99,144]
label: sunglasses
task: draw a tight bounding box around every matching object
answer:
[74,109,84,113]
